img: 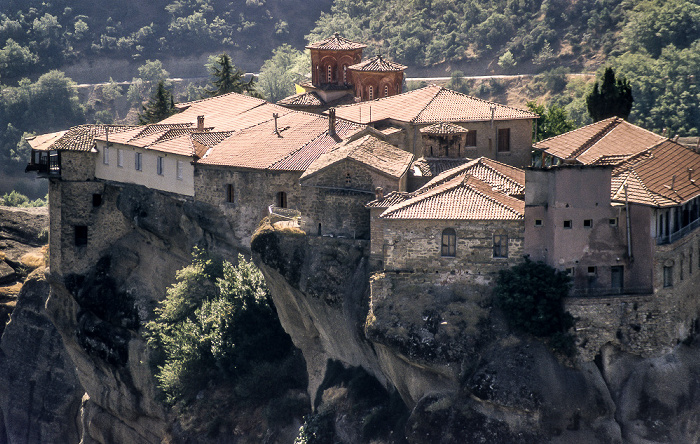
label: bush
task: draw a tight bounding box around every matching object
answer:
[494,257,574,341]
[146,249,294,405]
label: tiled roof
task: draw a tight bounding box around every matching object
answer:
[306,32,367,50]
[29,125,137,152]
[366,191,412,208]
[376,125,403,136]
[421,157,525,197]
[419,122,469,134]
[348,55,406,72]
[199,112,364,171]
[611,140,700,207]
[300,134,414,181]
[380,175,524,220]
[410,157,471,178]
[333,85,537,124]
[534,117,667,165]
[277,91,325,107]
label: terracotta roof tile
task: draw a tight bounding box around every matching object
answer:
[381,175,524,220]
[277,91,325,107]
[534,117,667,165]
[32,125,136,152]
[333,85,537,124]
[421,157,525,197]
[300,134,414,181]
[25,130,67,151]
[419,122,469,134]
[348,55,406,72]
[410,157,471,178]
[199,112,364,170]
[366,191,412,208]
[306,32,367,50]
[611,140,700,207]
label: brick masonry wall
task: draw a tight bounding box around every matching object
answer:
[381,219,524,273]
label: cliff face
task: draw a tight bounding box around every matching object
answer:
[253,223,700,443]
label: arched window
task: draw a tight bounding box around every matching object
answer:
[343,65,348,83]
[327,65,333,83]
[384,85,389,97]
[345,172,352,186]
[441,228,456,257]
[276,191,287,208]
[368,86,373,100]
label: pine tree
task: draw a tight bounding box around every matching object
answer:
[207,53,257,97]
[139,80,175,124]
[586,67,634,122]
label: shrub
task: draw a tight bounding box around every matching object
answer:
[494,258,575,347]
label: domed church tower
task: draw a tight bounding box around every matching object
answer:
[348,54,407,101]
[306,32,366,88]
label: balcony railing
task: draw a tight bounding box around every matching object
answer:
[657,217,700,245]
[25,151,60,176]
[569,286,653,298]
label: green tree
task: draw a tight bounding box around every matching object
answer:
[494,258,574,352]
[498,50,517,72]
[257,45,308,102]
[207,53,256,97]
[586,67,634,121]
[0,38,38,78]
[145,250,293,405]
[138,80,175,124]
[527,102,576,141]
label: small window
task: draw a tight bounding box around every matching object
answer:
[176,160,183,180]
[345,172,351,186]
[565,267,575,276]
[587,266,597,276]
[327,65,333,83]
[493,235,508,258]
[465,130,477,147]
[74,225,88,247]
[276,191,287,208]
[343,65,347,83]
[534,219,543,227]
[135,152,142,171]
[609,218,618,226]
[384,85,389,97]
[92,194,102,207]
[563,220,572,229]
[226,184,235,203]
[103,146,109,165]
[117,149,123,167]
[611,266,623,290]
[583,219,592,228]
[368,85,374,100]
[497,128,510,152]
[663,266,673,287]
[157,156,164,175]
[441,228,456,257]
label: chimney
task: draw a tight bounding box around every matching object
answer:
[689,168,694,182]
[328,108,336,136]
[672,174,676,190]
[197,115,205,130]
[490,105,496,127]
[673,134,680,142]
[375,187,384,200]
[273,113,279,136]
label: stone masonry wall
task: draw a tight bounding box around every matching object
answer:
[382,219,524,272]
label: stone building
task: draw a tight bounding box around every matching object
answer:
[347,55,406,101]
[332,84,538,168]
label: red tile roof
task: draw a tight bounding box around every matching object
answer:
[380,175,524,220]
[29,125,137,152]
[421,157,525,197]
[365,191,412,209]
[419,122,469,134]
[277,91,325,107]
[410,158,471,178]
[199,112,364,171]
[534,117,667,165]
[300,134,414,181]
[348,55,406,72]
[332,85,537,124]
[611,140,700,207]
[306,32,367,50]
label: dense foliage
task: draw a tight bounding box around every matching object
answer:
[139,80,176,124]
[0,190,46,207]
[145,249,294,405]
[494,258,575,354]
[526,101,575,141]
[257,44,308,102]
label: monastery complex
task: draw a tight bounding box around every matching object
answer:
[25,34,700,360]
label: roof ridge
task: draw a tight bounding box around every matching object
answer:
[382,174,465,217]
[174,92,267,110]
[463,176,523,217]
[566,117,622,161]
[411,86,445,124]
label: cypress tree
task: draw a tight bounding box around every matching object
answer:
[207,53,257,97]
[586,67,634,122]
[139,80,175,124]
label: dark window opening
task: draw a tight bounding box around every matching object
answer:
[611,266,623,290]
[664,266,673,287]
[583,219,592,228]
[276,191,287,208]
[493,234,508,258]
[75,225,88,247]
[465,131,476,147]
[534,219,543,226]
[587,266,597,275]
[563,220,572,229]
[318,223,322,236]
[92,194,102,207]
[345,172,352,186]
[441,228,456,257]
[497,128,510,152]
[226,184,235,203]
[609,218,618,226]
[565,267,575,276]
